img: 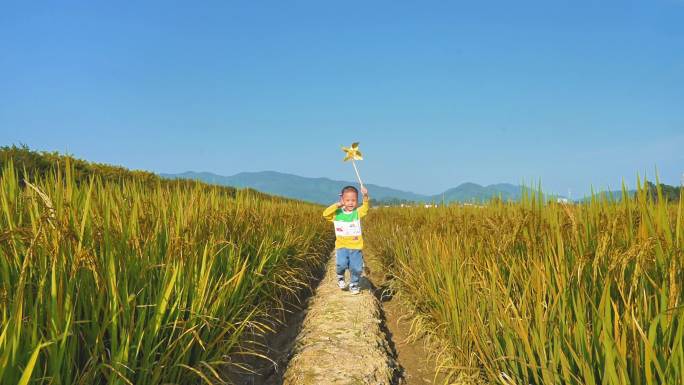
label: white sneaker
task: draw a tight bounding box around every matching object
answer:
[349,285,360,295]
[337,278,347,290]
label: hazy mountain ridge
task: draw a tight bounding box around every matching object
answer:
[437,182,523,202]
[160,171,524,204]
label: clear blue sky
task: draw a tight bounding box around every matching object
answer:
[2,1,682,197]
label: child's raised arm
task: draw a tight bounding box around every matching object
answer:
[358,187,370,218]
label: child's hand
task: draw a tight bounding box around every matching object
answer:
[360,186,368,197]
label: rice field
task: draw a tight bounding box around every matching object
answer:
[366,185,683,385]
[0,161,333,384]
[3,150,683,385]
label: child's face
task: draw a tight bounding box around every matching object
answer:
[341,191,358,211]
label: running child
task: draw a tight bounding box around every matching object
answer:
[322,185,370,295]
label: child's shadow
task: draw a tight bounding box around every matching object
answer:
[359,276,372,291]
[359,276,394,302]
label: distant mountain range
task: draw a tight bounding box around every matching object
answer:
[159,171,528,204]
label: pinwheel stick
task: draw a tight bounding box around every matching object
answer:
[351,159,364,190]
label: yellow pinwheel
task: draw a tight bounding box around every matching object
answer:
[342,142,363,162]
[341,142,365,189]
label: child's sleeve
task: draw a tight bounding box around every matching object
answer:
[322,203,339,221]
[358,196,370,218]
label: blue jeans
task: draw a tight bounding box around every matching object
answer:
[336,248,363,287]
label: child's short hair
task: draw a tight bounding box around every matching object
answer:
[340,185,359,197]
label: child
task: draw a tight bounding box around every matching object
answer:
[322,185,370,295]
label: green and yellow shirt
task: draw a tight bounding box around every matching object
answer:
[322,197,370,250]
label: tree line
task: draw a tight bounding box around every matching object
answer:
[0,145,306,204]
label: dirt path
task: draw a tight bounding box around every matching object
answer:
[230,251,447,385]
[281,254,400,384]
